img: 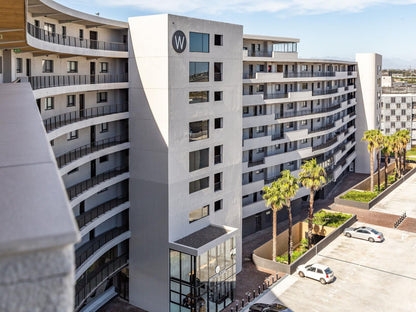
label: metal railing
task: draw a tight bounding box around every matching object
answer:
[27,22,127,52]
[75,225,129,268]
[283,71,336,78]
[57,135,128,168]
[67,166,129,200]
[76,197,129,230]
[309,123,335,134]
[28,73,128,90]
[248,159,264,167]
[75,253,129,309]
[312,88,339,96]
[264,92,288,100]
[246,51,272,57]
[43,103,128,132]
[312,136,338,151]
[276,104,341,119]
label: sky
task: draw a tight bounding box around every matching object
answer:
[55,0,416,69]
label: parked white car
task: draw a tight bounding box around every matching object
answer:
[296,263,334,284]
[343,226,384,242]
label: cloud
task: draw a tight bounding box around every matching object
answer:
[95,0,416,15]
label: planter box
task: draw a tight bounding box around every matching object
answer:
[334,163,416,210]
[252,212,357,274]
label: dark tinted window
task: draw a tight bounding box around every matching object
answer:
[189,148,209,172]
[189,62,209,82]
[190,32,209,52]
[189,177,209,193]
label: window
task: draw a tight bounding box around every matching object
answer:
[402,97,406,103]
[287,103,294,109]
[301,65,308,71]
[189,148,209,172]
[214,91,223,101]
[391,109,395,115]
[62,26,67,38]
[391,97,395,103]
[97,92,108,103]
[300,83,307,89]
[189,120,209,141]
[189,205,209,223]
[301,139,308,144]
[189,32,209,53]
[67,130,78,141]
[301,101,307,108]
[214,34,223,46]
[214,172,222,191]
[100,62,108,73]
[257,147,265,153]
[385,116,390,122]
[386,103,390,109]
[214,199,223,211]
[0,56,2,74]
[401,122,406,128]
[42,60,53,73]
[44,23,55,35]
[214,117,223,129]
[286,122,294,128]
[68,168,79,175]
[67,95,76,107]
[16,58,23,73]
[189,62,209,82]
[257,85,264,92]
[67,61,78,73]
[275,85,281,91]
[256,126,265,133]
[100,122,109,133]
[401,109,406,115]
[301,120,307,126]
[214,62,223,81]
[44,97,54,110]
[317,82,321,88]
[214,145,222,164]
[189,177,209,194]
[243,107,249,115]
[79,29,84,40]
[99,155,109,163]
[189,91,209,104]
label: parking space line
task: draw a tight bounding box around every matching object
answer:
[318,254,416,281]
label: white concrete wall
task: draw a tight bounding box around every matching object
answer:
[355,53,382,173]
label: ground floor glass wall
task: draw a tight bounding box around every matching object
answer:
[170,237,236,312]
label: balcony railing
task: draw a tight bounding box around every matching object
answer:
[43,103,128,133]
[283,71,336,78]
[312,136,338,152]
[312,88,339,96]
[27,22,128,52]
[75,253,128,309]
[67,166,129,200]
[248,159,264,167]
[28,73,128,90]
[264,92,289,100]
[276,104,341,119]
[309,123,335,134]
[75,225,128,268]
[57,135,128,168]
[76,196,129,230]
[246,51,272,57]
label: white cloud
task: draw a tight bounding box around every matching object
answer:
[95,0,416,15]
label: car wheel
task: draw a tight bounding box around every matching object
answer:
[320,278,327,285]
[299,271,305,278]
[345,233,351,238]
[368,237,375,243]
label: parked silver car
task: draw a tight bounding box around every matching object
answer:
[296,263,335,284]
[343,226,384,242]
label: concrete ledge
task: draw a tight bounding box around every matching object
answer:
[252,214,356,274]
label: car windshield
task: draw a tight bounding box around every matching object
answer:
[324,268,332,274]
[370,229,379,234]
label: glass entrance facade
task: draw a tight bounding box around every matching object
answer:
[169,237,236,312]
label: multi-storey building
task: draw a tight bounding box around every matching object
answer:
[241,35,358,236]
[381,84,416,147]
[0,1,379,312]
[1,1,130,311]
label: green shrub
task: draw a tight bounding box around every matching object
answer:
[275,239,309,264]
[340,190,378,203]
[311,210,352,227]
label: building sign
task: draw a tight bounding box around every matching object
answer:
[172,30,186,53]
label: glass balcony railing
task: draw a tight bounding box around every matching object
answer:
[27,22,128,52]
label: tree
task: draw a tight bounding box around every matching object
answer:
[374,131,384,191]
[263,180,286,262]
[381,135,393,188]
[397,129,410,174]
[277,170,299,265]
[299,159,327,249]
[391,133,401,181]
[362,130,382,191]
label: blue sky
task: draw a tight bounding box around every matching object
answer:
[55,0,416,68]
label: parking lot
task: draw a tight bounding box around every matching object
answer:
[255,222,416,312]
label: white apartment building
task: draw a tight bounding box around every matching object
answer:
[0,1,380,312]
[241,35,358,236]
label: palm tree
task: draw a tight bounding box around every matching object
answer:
[382,135,393,188]
[362,130,381,191]
[277,170,299,265]
[374,130,384,191]
[299,159,327,249]
[395,132,404,177]
[397,129,410,174]
[263,180,286,262]
[392,133,401,181]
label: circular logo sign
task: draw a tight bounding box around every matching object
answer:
[172,30,186,53]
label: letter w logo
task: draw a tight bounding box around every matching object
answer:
[174,35,185,50]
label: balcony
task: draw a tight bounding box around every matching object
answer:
[264,92,288,100]
[283,71,336,78]
[312,88,339,96]
[67,166,129,200]
[57,135,128,168]
[27,22,128,52]
[309,123,335,134]
[75,253,128,310]
[312,136,338,152]
[276,104,341,120]
[28,73,128,91]
[43,103,128,133]
[75,225,128,268]
[246,51,272,57]
[248,159,265,167]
